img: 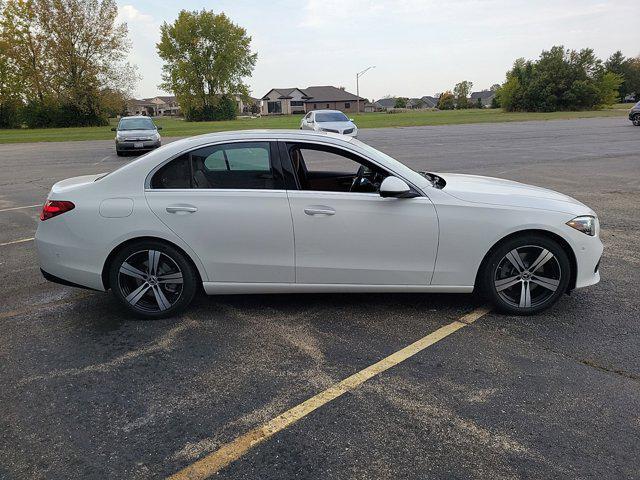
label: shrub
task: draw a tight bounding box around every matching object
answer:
[184,95,238,122]
[19,102,108,128]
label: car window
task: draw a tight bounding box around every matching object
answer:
[315,112,349,123]
[119,117,156,130]
[151,142,282,190]
[286,143,389,193]
[150,154,191,189]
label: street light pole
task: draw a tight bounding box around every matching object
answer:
[356,66,375,114]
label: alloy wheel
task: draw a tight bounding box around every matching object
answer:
[117,249,184,313]
[493,245,562,309]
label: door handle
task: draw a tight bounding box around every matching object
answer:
[166,205,197,214]
[304,206,335,216]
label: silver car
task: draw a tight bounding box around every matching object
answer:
[300,110,358,137]
[112,116,162,156]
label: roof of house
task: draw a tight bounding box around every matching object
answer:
[301,86,364,103]
[420,96,438,107]
[470,90,495,100]
[375,98,398,108]
[127,99,151,106]
[262,88,310,100]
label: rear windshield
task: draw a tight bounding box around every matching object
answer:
[315,112,349,123]
[118,117,156,130]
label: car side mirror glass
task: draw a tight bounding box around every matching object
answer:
[349,118,354,122]
[111,127,116,131]
[379,176,417,198]
[156,126,162,130]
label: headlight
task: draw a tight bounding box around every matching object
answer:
[566,216,598,236]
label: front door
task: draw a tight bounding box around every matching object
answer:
[146,141,294,283]
[282,142,438,285]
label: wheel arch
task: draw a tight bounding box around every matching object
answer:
[474,229,577,292]
[101,236,204,290]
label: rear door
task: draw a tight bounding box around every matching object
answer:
[145,141,294,283]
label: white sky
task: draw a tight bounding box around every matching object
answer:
[117,0,640,101]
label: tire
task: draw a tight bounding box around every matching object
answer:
[116,150,124,157]
[479,234,571,315]
[109,240,198,319]
[633,115,640,126]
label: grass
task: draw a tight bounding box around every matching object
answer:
[0,104,632,144]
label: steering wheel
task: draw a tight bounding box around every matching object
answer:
[350,165,366,192]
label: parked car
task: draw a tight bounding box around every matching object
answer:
[36,130,602,319]
[300,110,357,136]
[629,101,640,126]
[112,116,162,156]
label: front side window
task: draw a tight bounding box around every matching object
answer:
[151,142,283,190]
[286,143,389,194]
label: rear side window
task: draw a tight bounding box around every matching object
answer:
[150,142,283,190]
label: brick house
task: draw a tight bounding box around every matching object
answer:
[261,86,365,115]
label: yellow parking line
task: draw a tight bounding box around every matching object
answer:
[0,237,34,247]
[168,306,491,480]
[0,204,41,212]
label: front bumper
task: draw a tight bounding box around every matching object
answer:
[570,231,603,290]
[116,140,161,152]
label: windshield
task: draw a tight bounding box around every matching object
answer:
[118,117,156,131]
[315,112,349,123]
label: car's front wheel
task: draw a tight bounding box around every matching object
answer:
[109,240,198,319]
[479,234,571,315]
[633,114,640,126]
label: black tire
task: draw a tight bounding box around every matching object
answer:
[109,240,198,319]
[479,234,571,315]
[116,150,125,157]
[633,115,640,126]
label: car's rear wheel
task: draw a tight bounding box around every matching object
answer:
[479,234,571,315]
[109,240,197,319]
[633,114,640,126]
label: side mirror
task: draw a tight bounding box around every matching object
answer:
[349,118,354,122]
[379,176,418,198]
[111,127,116,131]
[308,119,314,124]
[156,126,163,130]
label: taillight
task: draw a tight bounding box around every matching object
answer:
[40,200,75,221]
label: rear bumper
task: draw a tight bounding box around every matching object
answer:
[40,269,101,291]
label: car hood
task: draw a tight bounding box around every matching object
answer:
[317,121,355,131]
[436,173,591,215]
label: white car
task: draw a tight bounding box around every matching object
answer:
[36,130,602,319]
[301,110,357,136]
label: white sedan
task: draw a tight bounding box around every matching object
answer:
[300,110,357,136]
[36,130,602,319]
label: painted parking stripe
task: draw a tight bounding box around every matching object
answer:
[168,306,491,480]
[0,204,41,212]
[0,237,34,247]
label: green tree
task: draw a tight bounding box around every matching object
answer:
[0,0,136,127]
[394,97,407,108]
[497,46,622,112]
[453,80,473,109]
[157,9,257,121]
[437,91,455,110]
[605,51,640,101]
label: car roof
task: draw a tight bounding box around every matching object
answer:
[168,129,355,148]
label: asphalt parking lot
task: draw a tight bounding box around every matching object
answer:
[1,117,639,479]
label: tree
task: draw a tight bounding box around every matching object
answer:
[497,46,622,112]
[157,10,257,121]
[605,51,640,101]
[437,91,455,110]
[0,0,136,127]
[394,97,408,108]
[453,80,473,109]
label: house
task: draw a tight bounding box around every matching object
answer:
[126,96,180,116]
[374,98,398,109]
[260,86,365,115]
[421,96,439,108]
[364,101,384,113]
[470,90,496,108]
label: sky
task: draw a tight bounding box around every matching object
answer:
[117,0,640,101]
